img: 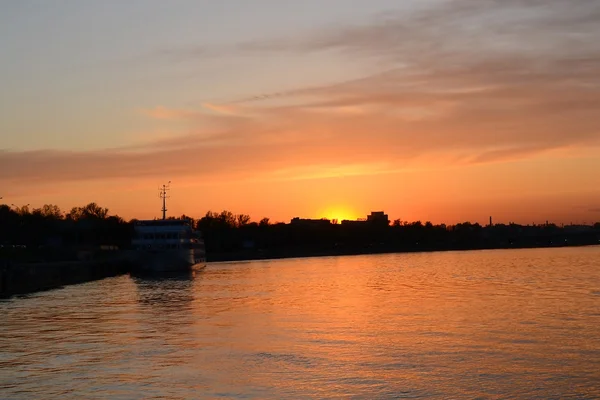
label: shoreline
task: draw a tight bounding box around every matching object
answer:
[2,242,598,299]
[207,242,600,263]
[0,258,131,299]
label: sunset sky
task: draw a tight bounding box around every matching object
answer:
[1,0,599,225]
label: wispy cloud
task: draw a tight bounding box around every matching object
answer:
[2,0,600,192]
[201,103,241,115]
[234,0,600,62]
[140,106,199,121]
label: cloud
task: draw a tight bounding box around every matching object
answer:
[141,103,245,120]
[235,0,600,62]
[140,106,199,121]
[201,103,240,115]
[2,0,600,192]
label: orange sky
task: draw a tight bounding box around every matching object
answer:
[1,0,599,225]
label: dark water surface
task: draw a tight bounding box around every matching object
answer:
[2,246,600,399]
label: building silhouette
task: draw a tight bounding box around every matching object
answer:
[290,217,331,228]
[341,211,390,227]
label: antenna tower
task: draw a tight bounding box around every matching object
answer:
[159,181,171,220]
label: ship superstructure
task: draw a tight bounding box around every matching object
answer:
[131,183,206,271]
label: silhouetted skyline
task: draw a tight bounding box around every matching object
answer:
[1,202,598,265]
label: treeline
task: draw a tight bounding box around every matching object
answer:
[0,203,132,250]
[2,203,599,262]
[194,211,600,261]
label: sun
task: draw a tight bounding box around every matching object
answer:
[320,206,359,224]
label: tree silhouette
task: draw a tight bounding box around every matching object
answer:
[33,204,63,219]
[2,201,599,263]
[259,217,270,227]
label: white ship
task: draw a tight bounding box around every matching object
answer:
[131,183,206,272]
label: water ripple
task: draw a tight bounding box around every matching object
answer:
[1,246,600,399]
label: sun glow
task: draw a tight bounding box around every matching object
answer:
[320,206,359,224]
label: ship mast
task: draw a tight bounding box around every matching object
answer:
[159,181,171,220]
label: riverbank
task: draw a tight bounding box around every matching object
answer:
[207,241,600,263]
[0,259,131,299]
[2,241,598,299]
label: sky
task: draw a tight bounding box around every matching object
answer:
[1,0,599,225]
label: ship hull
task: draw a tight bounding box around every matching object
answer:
[132,248,206,272]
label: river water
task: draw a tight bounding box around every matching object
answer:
[1,246,600,399]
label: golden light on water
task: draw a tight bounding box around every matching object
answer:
[2,248,600,397]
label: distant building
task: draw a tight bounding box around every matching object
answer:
[341,219,365,227]
[292,211,390,228]
[341,211,389,227]
[290,217,331,227]
[367,211,389,225]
